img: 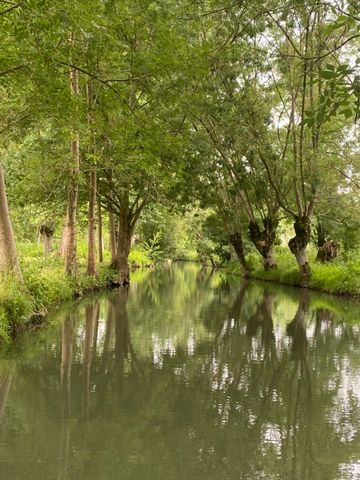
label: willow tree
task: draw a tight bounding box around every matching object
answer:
[251,0,349,285]
[173,0,280,271]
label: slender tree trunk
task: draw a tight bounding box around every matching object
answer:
[288,215,311,286]
[0,164,21,279]
[87,169,97,276]
[64,65,80,276]
[228,231,249,277]
[59,220,67,257]
[109,210,117,265]
[86,78,97,276]
[248,218,278,270]
[115,208,132,285]
[97,199,103,263]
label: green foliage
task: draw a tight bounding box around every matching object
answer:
[0,242,121,335]
[129,247,152,267]
[0,276,33,333]
[228,246,360,296]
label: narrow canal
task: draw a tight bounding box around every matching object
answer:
[1,263,360,480]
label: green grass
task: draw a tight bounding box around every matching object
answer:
[227,246,360,296]
[0,241,126,340]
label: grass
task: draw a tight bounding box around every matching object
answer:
[0,241,154,341]
[227,246,360,296]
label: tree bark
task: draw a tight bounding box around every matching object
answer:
[0,164,21,279]
[228,231,249,277]
[86,78,97,276]
[115,209,132,286]
[87,169,97,276]
[288,215,311,286]
[64,65,80,276]
[58,219,67,257]
[109,210,117,265]
[97,199,103,263]
[248,217,277,270]
[40,222,55,256]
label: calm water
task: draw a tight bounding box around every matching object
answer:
[1,264,360,480]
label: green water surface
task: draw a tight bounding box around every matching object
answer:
[1,263,360,480]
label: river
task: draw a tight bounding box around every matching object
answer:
[0,263,360,480]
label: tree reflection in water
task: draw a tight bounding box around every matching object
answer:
[0,264,360,480]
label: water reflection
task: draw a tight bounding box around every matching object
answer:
[0,264,360,479]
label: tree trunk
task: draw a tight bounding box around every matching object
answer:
[97,199,103,263]
[288,215,311,286]
[43,234,53,255]
[86,78,97,276]
[58,220,67,257]
[109,210,117,265]
[40,222,55,256]
[64,163,79,276]
[228,231,249,277]
[87,169,97,276]
[248,217,277,270]
[115,213,132,286]
[0,164,21,279]
[64,65,80,276]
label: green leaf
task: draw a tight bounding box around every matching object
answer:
[339,109,354,119]
[319,70,336,80]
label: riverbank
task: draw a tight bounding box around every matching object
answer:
[0,242,153,340]
[226,247,360,297]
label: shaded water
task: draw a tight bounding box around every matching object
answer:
[1,264,360,479]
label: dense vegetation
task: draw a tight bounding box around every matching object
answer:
[1,0,360,331]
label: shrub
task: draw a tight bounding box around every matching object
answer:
[0,276,33,326]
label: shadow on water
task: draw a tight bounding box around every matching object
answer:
[1,264,360,479]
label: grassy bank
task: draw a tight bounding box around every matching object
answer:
[0,242,152,341]
[226,246,360,297]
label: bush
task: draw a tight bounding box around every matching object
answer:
[129,247,152,267]
[0,276,33,327]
